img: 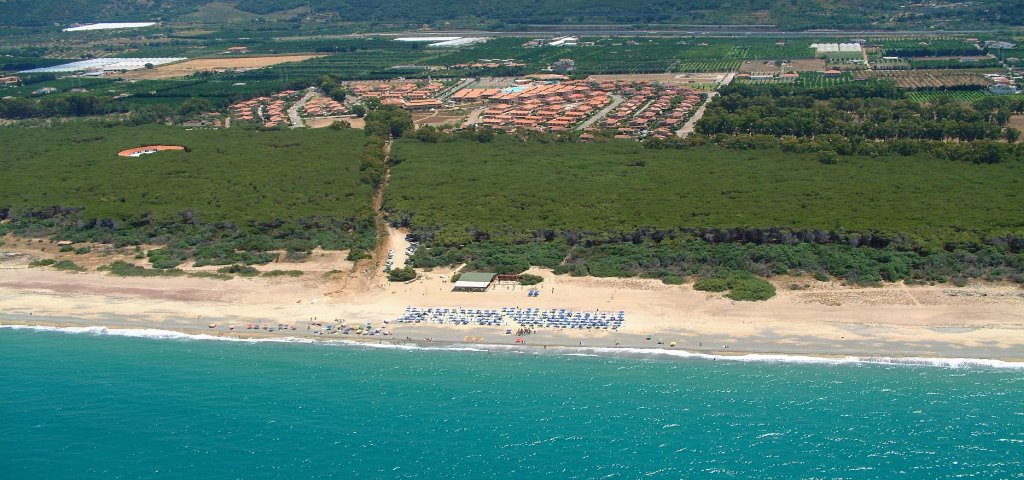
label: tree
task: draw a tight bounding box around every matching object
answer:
[364,106,413,138]
[327,86,348,102]
[388,267,416,282]
[814,150,838,165]
[177,98,214,118]
[415,125,441,143]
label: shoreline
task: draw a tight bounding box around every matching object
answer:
[2,240,1023,365]
[3,318,1023,369]
[3,311,1023,367]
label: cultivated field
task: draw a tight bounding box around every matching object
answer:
[122,55,325,79]
[739,61,780,73]
[586,73,727,84]
[868,70,990,89]
[785,59,827,71]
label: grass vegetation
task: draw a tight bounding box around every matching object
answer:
[0,125,375,267]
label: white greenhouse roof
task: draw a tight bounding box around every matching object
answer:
[20,57,185,73]
[63,22,156,32]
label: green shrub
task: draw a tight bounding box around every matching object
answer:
[263,270,304,277]
[99,260,185,277]
[660,274,685,285]
[74,247,91,255]
[693,277,730,292]
[217,264,260,276]
[29,258,56,267]
[726,277,776,301]
[694,272,776,301]
[148,248,188,269]
[813,271,830,282]
[388,266,416,282]
[51,260,85,272]
[187,271,233,280]
[518,273,544,285]
[347,249,371,261]
[59,245,74,252]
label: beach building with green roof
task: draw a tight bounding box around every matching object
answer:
[452,272,497,292]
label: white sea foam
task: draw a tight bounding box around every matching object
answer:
[2,323,1022,369]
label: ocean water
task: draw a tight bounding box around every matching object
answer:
[1,326,1022,479]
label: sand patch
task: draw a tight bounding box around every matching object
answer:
[786,59,827,71]
[739,61,780,73]
[117,145,185,157]
[122,55,324,80]
[1008,115,1024,143]
[306,116,365,129]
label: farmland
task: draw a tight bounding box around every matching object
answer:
[121,55,326,80]
[424,37,817,75]
[874,38,981,57]
[868,70,991,89]
[906,90,996,103]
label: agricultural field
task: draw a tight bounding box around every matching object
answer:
[734,71,852,87]
[907,57,1003,70]
[386,137,1024,248]
[231,44,446,81]
[423,37,818,75]
[0,125,376,260]
[120,55,326,80]
[873,38,981,57]
[869,70,990,89]
[906,90,997,103]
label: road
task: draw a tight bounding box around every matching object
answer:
[576,94,624,130]
[437,78,475,101]
[676,72,734,138]
[288,88,317,129]
[277,29,994,42]
[464,106,487,127]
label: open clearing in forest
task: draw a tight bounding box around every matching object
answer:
[1008,115,1024,143]
[122,55,324,79]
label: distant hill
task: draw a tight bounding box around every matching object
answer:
[0,0,1020,30]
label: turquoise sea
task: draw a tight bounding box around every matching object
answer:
[1,326,1022,479]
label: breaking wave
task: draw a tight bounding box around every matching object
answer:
[2,323,1021,369]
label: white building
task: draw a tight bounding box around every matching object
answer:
[990,84,1019,94]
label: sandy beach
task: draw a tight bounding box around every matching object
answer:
[2,233,1023,362]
